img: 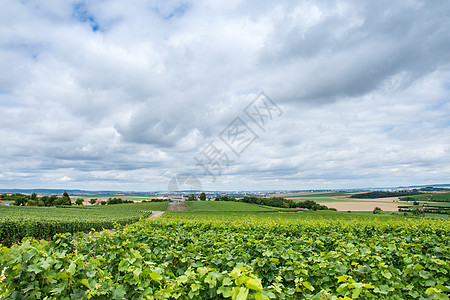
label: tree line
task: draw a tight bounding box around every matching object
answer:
[186,194,332,211]
[1,191,72,206]
[0,193,137,207]
[350,190,422,199]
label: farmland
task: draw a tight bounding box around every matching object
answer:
[284,192,353,198]
[184,201,287,212]
[402,192,450,202]
[281,191,413,212]
[0,202,168,246]
[1,203,449,299]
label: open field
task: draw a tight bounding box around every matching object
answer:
[277,190,418,212]
[166,202,188,211]
[423,202,450,207]
[324,201,407,212]
[289,197,355,203]
[163,210,404,221]
[1,210,448,299]
[0,202,168,245]
[185,201,288,212]
[0,202,168,220]
[283,192,353,198]
[403,192,450,202]
[275,191,358,200]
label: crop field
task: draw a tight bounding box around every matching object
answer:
[185,201,288,212]
[405,192,450,202]
[423,202,450,207]
[0,202,168,246]
[164,210,404,222]
[1,208,449,299]
[290,198,353,203]
[285,192,353,198]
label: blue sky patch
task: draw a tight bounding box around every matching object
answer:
[156,3,190,20]
[73,2,100,32]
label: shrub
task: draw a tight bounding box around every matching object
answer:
[373,207,384,214]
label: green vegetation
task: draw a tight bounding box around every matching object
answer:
[199,192,206,201]
[400,192,450,203]
[165,210,403,222]
[106,197,134,205]
[185,201,284,212]
[0,191,72,207]
[372,207,384,214]
[286,192,352,198]
[290,198,351,203]
[350,190,422,199]
[224,196,332,211]
[1,211,448,299]
[0,202,168,246]
[398,194,450,215]
[187,194,197,201]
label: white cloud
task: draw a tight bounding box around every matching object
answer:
[0,0,449,191]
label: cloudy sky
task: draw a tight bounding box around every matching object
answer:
[1,0,449,191]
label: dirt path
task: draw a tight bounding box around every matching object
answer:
[149,211,165,219]
[102,211,165,235]
[166,202,188,211]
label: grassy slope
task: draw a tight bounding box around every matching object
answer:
[287,197,354,203]
[0,201,168,221]
[406,192,450,202]
[184,201,286,212]
[286,192,352,198]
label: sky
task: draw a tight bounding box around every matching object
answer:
[1,0,450,192]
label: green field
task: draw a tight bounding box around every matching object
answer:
[1,210,448,299]
[289,197,354,203]
[404,192,450,202]
[0,202,168,219]
[165,210,405,222]
[185,201,288,212]
[286,192,352,198]
[0,202,168,245]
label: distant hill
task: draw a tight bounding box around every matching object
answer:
[0,189,157,196]
[1,184,448,197]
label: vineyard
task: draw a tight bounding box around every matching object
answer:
[184,201,289,212]
[0,202,168,246]
[1,210,449,299]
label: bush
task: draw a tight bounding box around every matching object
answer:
[411,208,424,217]
[373,207,384,214]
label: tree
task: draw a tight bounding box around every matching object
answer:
[373,207,384,214]
[61,191,71,205]
[13,194,29,206]
[411,208,424,217]
[31,193,38,201]
[187,194,197,201]
[107,198,124,205]
[89,198,98,205]
[199,192,206,201]
[75,198,84,205]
